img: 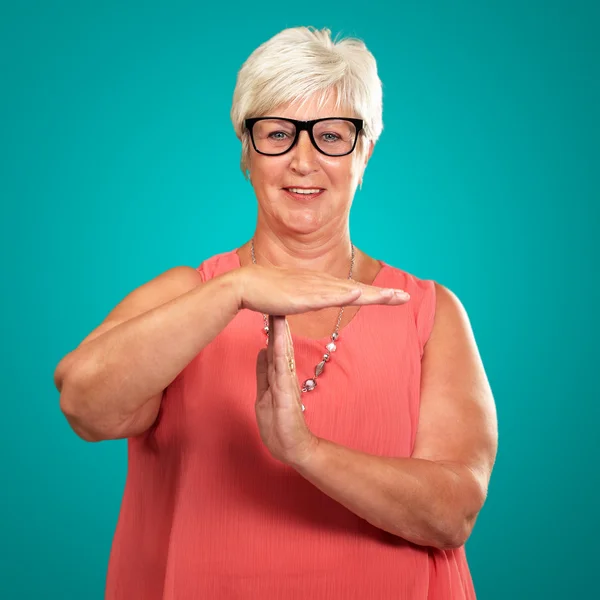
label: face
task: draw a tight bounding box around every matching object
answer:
[247,94,374,236]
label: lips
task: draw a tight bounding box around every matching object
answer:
[282,187,326,201]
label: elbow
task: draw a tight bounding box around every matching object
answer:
[54,351,80,393]
[60,394,106,443]
[58,372,154,443]
[437,512,479,550]
[65,420,104,443]
[438,527,469,551]
[437,468,487,550]
[391,514,476,550]
[58,366,111,443]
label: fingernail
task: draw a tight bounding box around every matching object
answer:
[395,290,410,299]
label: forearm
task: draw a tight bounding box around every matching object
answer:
[292,438,484,549]
[60,271,241,436]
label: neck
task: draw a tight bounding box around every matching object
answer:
[243,225,356,279]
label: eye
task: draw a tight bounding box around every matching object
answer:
[268,131,291,140]
[321,132,342,143]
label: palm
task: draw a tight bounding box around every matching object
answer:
[255,315,317,466]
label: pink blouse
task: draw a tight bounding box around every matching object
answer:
[105,248,477,599]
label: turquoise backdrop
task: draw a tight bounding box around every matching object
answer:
[1,1,598,598]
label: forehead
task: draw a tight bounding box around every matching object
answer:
[270,92,355,121]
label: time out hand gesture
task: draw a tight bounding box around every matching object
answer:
[238,264,410,316]
[244,263,410,466]
[255,314,317,467]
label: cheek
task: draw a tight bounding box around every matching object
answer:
[252,158,287,186]
[321,159,359,187]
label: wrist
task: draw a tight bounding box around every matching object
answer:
[221,266,248,312]
[288,435,322,472]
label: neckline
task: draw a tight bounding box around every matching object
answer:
[232,247,390,343]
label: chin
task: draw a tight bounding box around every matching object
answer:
[278,210,324,233]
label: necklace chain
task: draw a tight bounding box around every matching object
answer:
[250,238,355,411]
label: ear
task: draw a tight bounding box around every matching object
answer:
[364,140,374,166]
[359,141,375,188]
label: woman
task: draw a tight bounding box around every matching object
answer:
[55,27,497,599]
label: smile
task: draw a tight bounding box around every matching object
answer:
[283,187,325,200]
[286,187,323,194]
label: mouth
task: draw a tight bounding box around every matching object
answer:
[282,187,326,201]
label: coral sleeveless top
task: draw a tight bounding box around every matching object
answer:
[105,249,476,599]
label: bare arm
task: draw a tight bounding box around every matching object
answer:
[55,267,240,442]
[55,260,410,444]
[292,283,498,549]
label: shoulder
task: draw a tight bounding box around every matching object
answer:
[428,282,475,348]
[380,262,435,301]
[196,248,240,281]
[432,283,468,320]
[382,263,467,314]
[377,262,438,356]
[381,264,472,355]
[113,265,204,317]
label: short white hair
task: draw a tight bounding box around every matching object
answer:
[230,27,383,177]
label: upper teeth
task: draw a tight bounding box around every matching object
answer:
[288,188,321,194]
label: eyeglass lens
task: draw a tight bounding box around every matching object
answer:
[252,119,357,156]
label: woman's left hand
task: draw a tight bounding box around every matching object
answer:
[255,315,319,467]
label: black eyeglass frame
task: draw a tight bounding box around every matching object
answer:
[244,117,364,157]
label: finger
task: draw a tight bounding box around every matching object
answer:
[347,284,411,306]
[291,286,362,312]
[284,317,295,360]
[266,314,275,380]
[296,283,410,311]
[272,316,297,398]
[255,348,269,400]
[272,316,289,373]
[284,318,303,401]
[285,318,301,383]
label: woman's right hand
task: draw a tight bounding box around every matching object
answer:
[234,264,410,316]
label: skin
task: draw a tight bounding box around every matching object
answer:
[54,87,497,552]
[245,95,371,251]
[247,94,498,549]
[237,94,379,336]
[55,91,497,551]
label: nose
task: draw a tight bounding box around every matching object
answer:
[289,130,319,174]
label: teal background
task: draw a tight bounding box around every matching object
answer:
[1,1,598,598]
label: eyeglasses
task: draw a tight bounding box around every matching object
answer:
[244,117,364,157]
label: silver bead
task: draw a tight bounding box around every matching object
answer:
[323,353,330,362]
[326,342,337,353]
[301,404,306,412]
[315,361,326,377]
[332,332,339,341]
[302,379,316,392]
[263,326,269,334]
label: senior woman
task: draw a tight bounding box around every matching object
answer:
[55,27,497,599]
